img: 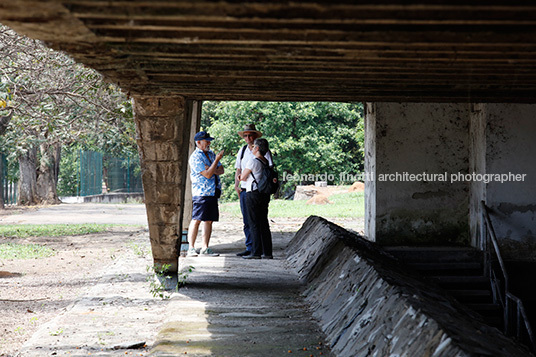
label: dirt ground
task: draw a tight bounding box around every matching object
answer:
[0,203,363,356]
[0,204,150,356]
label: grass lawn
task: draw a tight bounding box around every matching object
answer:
[0,224,117,260]
[0,223,115,238]
[221,191,365,219]
[0,242,55,259]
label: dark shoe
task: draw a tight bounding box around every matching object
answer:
[242,254,261,260]
[261,255,273,259]
[236,250,251,257]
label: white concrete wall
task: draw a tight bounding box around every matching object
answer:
[480,104,536,259]
[364,103,376,241]
[365,103,471,245]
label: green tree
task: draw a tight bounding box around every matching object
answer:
[201,101,364,201]
[0,25,137,205]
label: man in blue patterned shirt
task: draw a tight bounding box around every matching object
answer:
[187,131,225,257]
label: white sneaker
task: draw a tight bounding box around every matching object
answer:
[187,247,198,257]
[199,247,220,257]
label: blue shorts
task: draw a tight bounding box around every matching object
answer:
[192,196,219,222]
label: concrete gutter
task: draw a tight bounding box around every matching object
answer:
[287,216,533,357]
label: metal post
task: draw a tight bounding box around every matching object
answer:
[78,149,81,197]
[0,153,4,208]
[517,305,522,340]
[127,156,130,193]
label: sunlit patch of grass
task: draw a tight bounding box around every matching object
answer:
[220,191,365,219]
[0,224,114,238]
[0,242,55,259]
[268,191,364,218]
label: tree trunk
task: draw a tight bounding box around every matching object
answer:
[18,148,38,205]
[36,143,60,205]
[0,109,13,136]
[52,143,61,186]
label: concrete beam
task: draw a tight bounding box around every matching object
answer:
[133,96,192,273]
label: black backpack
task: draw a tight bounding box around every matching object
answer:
[251,158,280,195]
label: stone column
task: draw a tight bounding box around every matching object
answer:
[133,96,191,273]
[365,102,472,246]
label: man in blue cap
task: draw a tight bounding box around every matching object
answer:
[187,131,225,257]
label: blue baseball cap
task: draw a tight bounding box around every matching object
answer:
[194,131,214,141]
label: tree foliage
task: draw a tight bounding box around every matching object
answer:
[0,25,137,204]
[201,101,364,201]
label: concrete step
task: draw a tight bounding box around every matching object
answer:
[384,246,483,263]
[466,303,504,328]
[467,303,503,312]
[409,262,483,276]
[430,275,490,289]
[382,246,508,331]
[449,289,493,303]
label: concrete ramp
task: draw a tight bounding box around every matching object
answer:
[287,216,532,357]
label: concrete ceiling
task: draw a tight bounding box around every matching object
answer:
[1,1,536,102]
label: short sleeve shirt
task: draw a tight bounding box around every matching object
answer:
[244,157,265,192]
[235,145,273,189]
[189,148,222,197]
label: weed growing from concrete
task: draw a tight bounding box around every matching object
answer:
[178,265,195,288]
[147,264,174,299]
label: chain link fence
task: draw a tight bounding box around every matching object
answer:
[79,150,103,196]
[1,153,17,205]
[104,156,143,194]
[80,151,142,196]
[1,150,142,204]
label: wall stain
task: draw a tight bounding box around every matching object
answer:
[412,190,448,200]
[497,203,536,214]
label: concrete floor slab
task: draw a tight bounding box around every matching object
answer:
[151,230,333,357]
[7,204,335,357]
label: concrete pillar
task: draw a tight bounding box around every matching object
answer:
[365,102,471,246]
[471,104,536,260]
[469,104,487,249]
[364,104,376,241]
[179,101,202,256]
[182,101,202,228]
[133,96,192,273]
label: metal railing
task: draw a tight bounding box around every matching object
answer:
[481,201,536,352]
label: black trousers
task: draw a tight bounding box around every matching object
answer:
[245,190,272,257]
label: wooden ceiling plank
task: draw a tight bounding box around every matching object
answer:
[2,0,536,102]
[64,1,536,21]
